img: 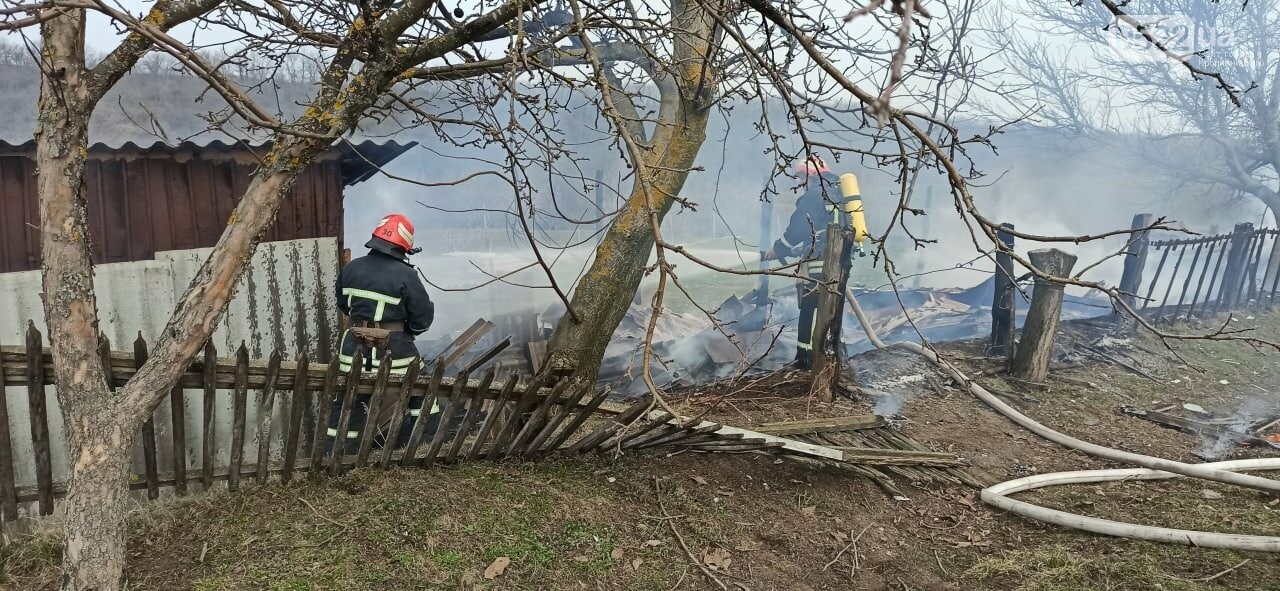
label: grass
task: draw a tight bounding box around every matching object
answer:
[106,459,686,591]
[0,527,61,587]
[966,544,1203,591]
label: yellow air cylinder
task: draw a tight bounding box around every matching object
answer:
[840,173,869,250]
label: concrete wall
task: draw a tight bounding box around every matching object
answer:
[0,238,339,504]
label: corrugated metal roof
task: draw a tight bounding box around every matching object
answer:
[0,139,416,187]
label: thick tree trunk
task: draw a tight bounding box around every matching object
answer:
[58,417,134,591]
[35,9,136,591]
[545,0,718,381]
[545,113,710,380]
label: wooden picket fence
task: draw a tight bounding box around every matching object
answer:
[1132,222,1279,323]
[0,322,816,526]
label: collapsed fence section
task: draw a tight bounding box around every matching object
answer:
[1135,222,1279,323]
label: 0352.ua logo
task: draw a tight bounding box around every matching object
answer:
[1106,14,1195,60]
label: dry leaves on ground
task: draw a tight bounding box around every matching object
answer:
[484,556,510,580]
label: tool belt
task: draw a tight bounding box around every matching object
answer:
[350,320,406,349]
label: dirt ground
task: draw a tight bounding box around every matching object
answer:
[4,313,1280,590]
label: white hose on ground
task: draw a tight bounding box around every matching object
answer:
[983,458,1280,551]
[844,287,1280,550]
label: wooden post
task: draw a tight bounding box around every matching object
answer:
[133,334,160,501]
[0,324,16,520]
[281,356,310,482]
[169,368,188,495]
[201,342,217,491]
[1218,223,1255,311]
[255,351,283,484]
[1011,249,1078,382]
[228,343,250,491]
[810,223,845,403]
[309,358,343,477]
[1116,214,1154,317]
[25,323,53,515]
[990,224,1016,358]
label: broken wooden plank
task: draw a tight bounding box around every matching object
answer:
[751,415,885,436]
[1126,407,1275,448]
[441,320,495,368]
[830,447,967,467]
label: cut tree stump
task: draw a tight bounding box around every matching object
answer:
[1011,248,1078,382]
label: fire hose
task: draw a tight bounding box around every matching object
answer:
[843,287,1280,550]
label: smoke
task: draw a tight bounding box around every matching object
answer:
[338,98,1267,365]
[1199,393,1276,459]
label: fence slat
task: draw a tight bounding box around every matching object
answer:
[1200,241,1230,316]
[330,348,364,475]
[1157,244,1188,312]
[378,358,423,469]
[519,380,579,457]
[309,358,342,477]
[133,334,160,501]
[444,367,497,464]
[202,341,217,491]
[486,373,549,460]
[467,372,518,461]
[26,323,53,515]
[400,361,445,467]
[1141,245,1172,309]
[567,395,654,454]
[1169,242,1204,322]
[1245,232,1269,302]
[525,381,592,457]
[355,354,393,468]
[423,373,469,468]
[541,388,610,456]
[0,326,15,519]
[1186,241,1220,320]
[255,351,283,485]
[505,378,568,458]
[601,412,674,452]
[228,343,250,491]
[621,421,684,451]
[281,356,310,482]
[169,373,188,495]
[634,423,724,451]
[1218,223,1255,310]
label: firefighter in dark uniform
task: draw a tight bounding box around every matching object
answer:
[762,155,853,369]
[328,214,436,452]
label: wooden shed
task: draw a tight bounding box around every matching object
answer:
[0,139,415,273]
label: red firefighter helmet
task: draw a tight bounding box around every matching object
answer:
[795,154,830,175]
[371,214,415,251]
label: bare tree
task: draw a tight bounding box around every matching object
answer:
[992,0,1280,219]
[531,0,1003,386]
[3,0,566,587]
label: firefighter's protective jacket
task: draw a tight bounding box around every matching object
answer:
[335,248,434,374]
[771,172,847,269]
